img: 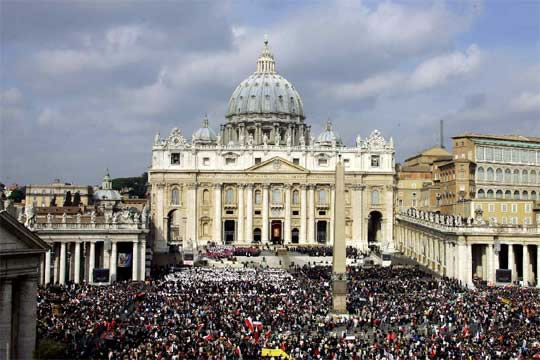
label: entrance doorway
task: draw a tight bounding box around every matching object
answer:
[224,220,235,244]
[317,221,328,244]
[368,211,382,250]
[271,220,282,245]
[253,228,261,243]
[291,228,299,244]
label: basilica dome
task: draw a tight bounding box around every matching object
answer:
[225,39,304,119]
[192,116,217,144]
[316,120,342,146]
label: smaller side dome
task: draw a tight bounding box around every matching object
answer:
[192,116,217,144]
[93,169,122,201]
[316,120,342,146]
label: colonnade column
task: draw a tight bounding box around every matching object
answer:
[74,242,81,284]
[214,184,222,243]
[110,241,117,283]
[132,240,139,281]
[140,240,146,281]
[284,184,291,244]
[246,184,253,243]
[18,275,38,359]
[508,244,517,283]
[329,186,335,246]
[59,242,66,285]
[487,244,497,284]
[237,184,245,243]
[262,184,269,243]
[537,245,540,288]
[89,242,95,283]
[300,185,307,243]
[44,249,51,285]
[307,185,315,244]
[523,244,530,287]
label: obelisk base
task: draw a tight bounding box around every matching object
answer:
[332,277,348,314]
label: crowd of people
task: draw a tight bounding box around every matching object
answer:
[202,246,262,260]
[37,265,540,359]
[287,245,363,259]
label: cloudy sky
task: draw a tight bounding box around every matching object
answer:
[1,0,539,185]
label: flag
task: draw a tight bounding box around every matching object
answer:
[227,339,233,348]
[203,334,213,341]
[265,330,272,339]
[197,323,204,333]
[253,321,263,331]
[254,332,260,343]
[235,346,242,358]
[244,318,254,333]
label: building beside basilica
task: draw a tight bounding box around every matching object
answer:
[149,39,395,255]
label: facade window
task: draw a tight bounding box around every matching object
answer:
[487,168,494,181]
[372,190,379,205]
[496,168,503,182]
[225,188,234,204]
[489,203,495,213]
[255,157,261,164]
[226,158,236,165]
[512,203,518,213]
[272,189,281,203]
[293,158,299,165]
[504,148,511,162]
[505,190,512,199]
[476,146,484,160]
[371,155,380,167]
[318,158,328,166]
[524,217,531,225]
[494,148,502,161]
[487,189,494,199]
[513,191,520,200]
[525,203,532,213]
[522,170,528,184]
[531,170,537,184]
[530,150,536,164]
[255,190,262,204]
[477,167,485,181]
[513,169,520,184]
[501,204,507,213]
[202,189,210,205]
[485,147,493,161]
[502,217,507,225]
[522,191,529,200]
[318,190,327,204]
[202,157,210,166]
[399,199,403,207]
[171,188,180,205]
[477,189,485,199]
[505,169,511,183]
[496,190,503,199]
[171,153,180,165]
[292,190,299,204]
[512,149,519,163]
[531,191,537,201]
[202,222,209,236]
[521,149,528,163]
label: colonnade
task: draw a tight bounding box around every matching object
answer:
[40,239,146,285]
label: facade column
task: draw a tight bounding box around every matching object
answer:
[508,244,517,284]
[284,184,291,244]
[523,244,531,287]
[89,242,95,283]
[59,242,66,285]
[0,278,12,359]
[74,241,81,284]
[385,185,394,251]
[246,184,253,243]
[140,240,146,281]
[110,241,117,283]
[187,183,198,246]
[329,186,335,246]
[458,240,472,286]
[300,185,307,243]
[213,184,222,243]
[488,244,497,284]
[537,245,540,288]
[237,184,245,243]
[45,249,51,285]
[262,184,269,243]
[307,185,315,244]
[17,276,38,360]
[132,240,139,281]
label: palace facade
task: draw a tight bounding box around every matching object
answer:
[149,39,395,254]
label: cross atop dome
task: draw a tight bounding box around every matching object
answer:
[256,35,276,74]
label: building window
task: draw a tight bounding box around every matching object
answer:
[477,167,484,181]
[318,158,328,166]
[255,190,262,205]
[171,188,180,205]
[521,149,528,163]
[476,146,484,161]
[512,203,518,213]
[318,190,327,204]
[477,189,485,199]
[513,169,520,184]
[496,168,503,182]
[513,190,520,200]
[531,170,537,184]
[502,217,507,224]
[226,158,236,165]
[487,168,494,181]
[171,153,180,165]
[494,148,502,161]
[512,149,519,163]
[372,190,379,205]
[203,189,210,205]
[489,203,495,213]
[501,204,507,213]
[202,157,210,166]
[255,158,261,164]
[344,159,350,167]
[525,203,532,213]
[293,158,300,165]
[292,190,299,205]
[487,189,494,199]
[505,190,512,199]
[292,210,299,216]
[371,155,380,167]
[531,191,537,201]
[505,169,511,183]
[485,147,493,161]
[272,189,281,203]
[522,191,529,200]
[524,217,531,225]
[225,188,234,204]
[522,170,528,184]
[496,190,503,199]
[504,148,511,162]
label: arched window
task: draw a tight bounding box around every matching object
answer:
[477,167,485,181]
[513,169,520,184]
[531,191,537,201]
[487,189,494,199]
[477,189,485,199]
[496,190,503,199]
[272,188,281,203]
[372,190,379,205]
[292,190,299,205]
[514,190,520,200]
[203,189,210,205]
[202,222,209,235]
[345,190,351,204]
[505,190,512,199]
[522,170,528,184]
[531,170,537,184]
[505,169,511,183]
[255,190,262,205]
[171,188,180,205]
[487,168,494,181]
[225,188,234,204]
[522,191,529,200]
[318,190,327,204]
[496,168,503,182]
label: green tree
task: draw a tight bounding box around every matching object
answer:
[112,172,148,198]
[8,187,25,203]
[72,191,81,206]
[63,191,72,206]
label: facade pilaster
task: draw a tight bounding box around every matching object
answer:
[237,184,245,243]
[537,245,540,288]
[385,185,394,251]
[508,244,517,283]
[300,185,307,243]
[74,241,81,284]
[59,242,66,285]
[284,184,291,244]
[140,240,146,281]
[523,244,531,287]
[213,184,222,243]
[246,184,253,243]
[89,242,95,283]
[262,184,269,243]
[132,240,139,281]
[329,185,335,246]
[45,249,51,285]
[307,185,315,244]
[110,241,117,283]
[187,183,198,246]
[17,276,38,360]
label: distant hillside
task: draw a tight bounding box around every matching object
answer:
[111,172,148,198]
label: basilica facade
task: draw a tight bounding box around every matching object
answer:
[149,39,395,254]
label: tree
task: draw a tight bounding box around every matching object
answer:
[8,187,25,203]
[63,191,72,206]
[72,192,81,206]
[50,196,57,207]
[112,172,148,198]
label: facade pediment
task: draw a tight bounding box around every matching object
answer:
[246,157,307,173]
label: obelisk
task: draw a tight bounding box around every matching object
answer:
[332,157,347,313]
